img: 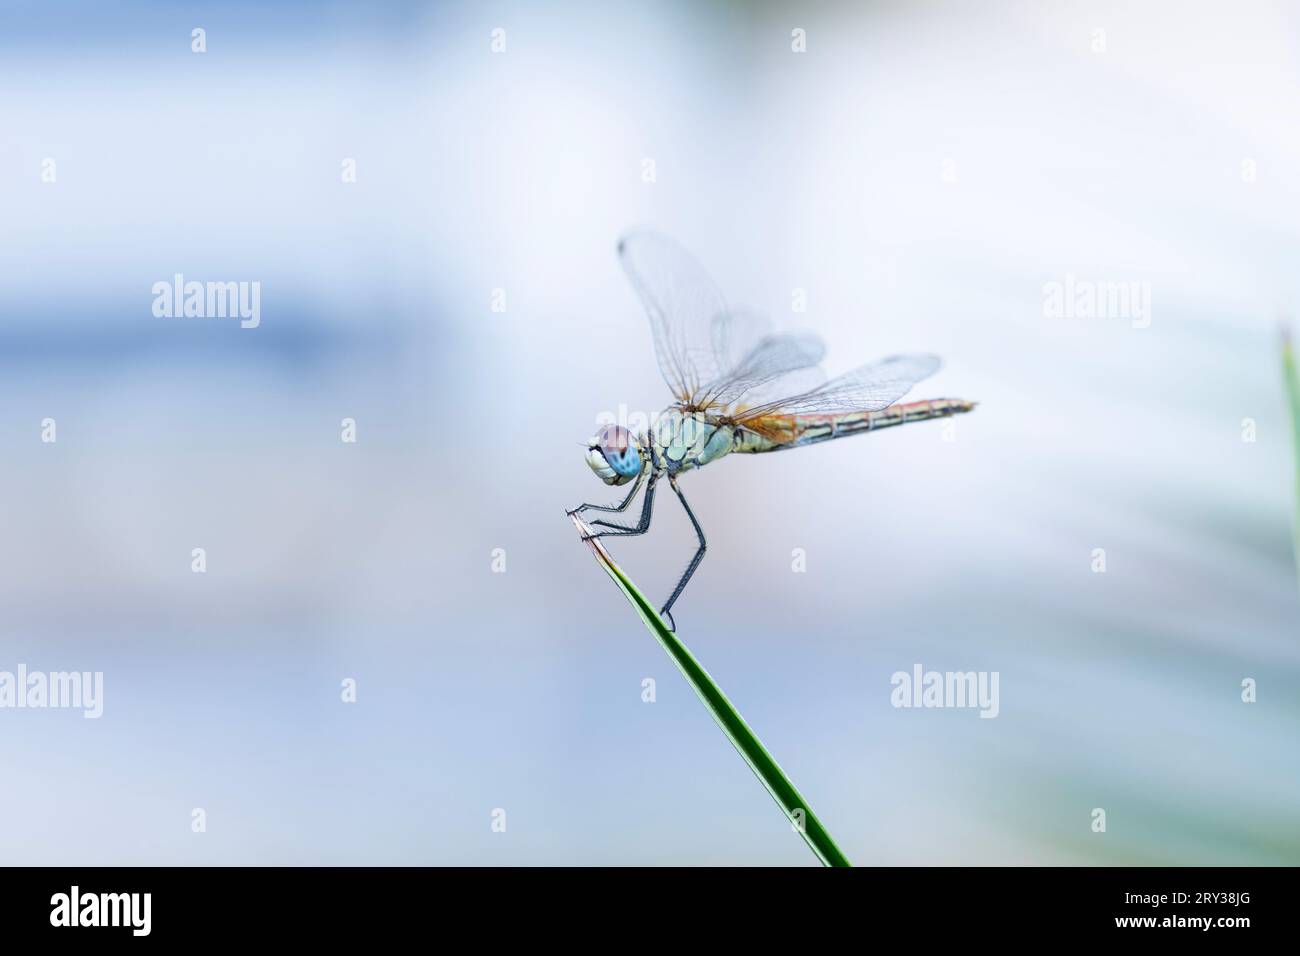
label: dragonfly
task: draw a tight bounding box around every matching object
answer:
[569,232,976,630]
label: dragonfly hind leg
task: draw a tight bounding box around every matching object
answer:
[659,478,706,632]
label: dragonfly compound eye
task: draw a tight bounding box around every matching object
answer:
[585,425,642,485]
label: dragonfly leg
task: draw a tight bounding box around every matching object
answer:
[567,469,645,516]
[659,477,706,631]
[583,475,658,538]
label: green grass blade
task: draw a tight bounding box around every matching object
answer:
[571,514,852,867]
[1283,329,1300,595]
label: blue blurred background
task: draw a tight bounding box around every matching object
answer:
[1,0,1297,864]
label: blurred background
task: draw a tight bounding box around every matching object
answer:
[1,0,1297,865]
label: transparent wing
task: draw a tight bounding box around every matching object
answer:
[618,231,732,406]
[698,329,828,409]
[706,307,769,376]
[617,232,863,413]
[728,365,828,413]
[731,353,941,421]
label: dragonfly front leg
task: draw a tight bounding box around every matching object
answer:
[584,475,659,538]
[567,469,645,517]
[659,477,706,632]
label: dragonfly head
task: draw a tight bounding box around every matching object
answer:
[585,424,644,485]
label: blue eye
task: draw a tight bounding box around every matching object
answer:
[594,425,640,478]
[606,446,640,477]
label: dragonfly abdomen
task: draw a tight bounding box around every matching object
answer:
[846,397,975,437]
[735,398,976,452]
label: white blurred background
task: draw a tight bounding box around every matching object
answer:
[1,0,1297,864]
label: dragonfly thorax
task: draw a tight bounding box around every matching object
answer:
[651,409,734,475]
